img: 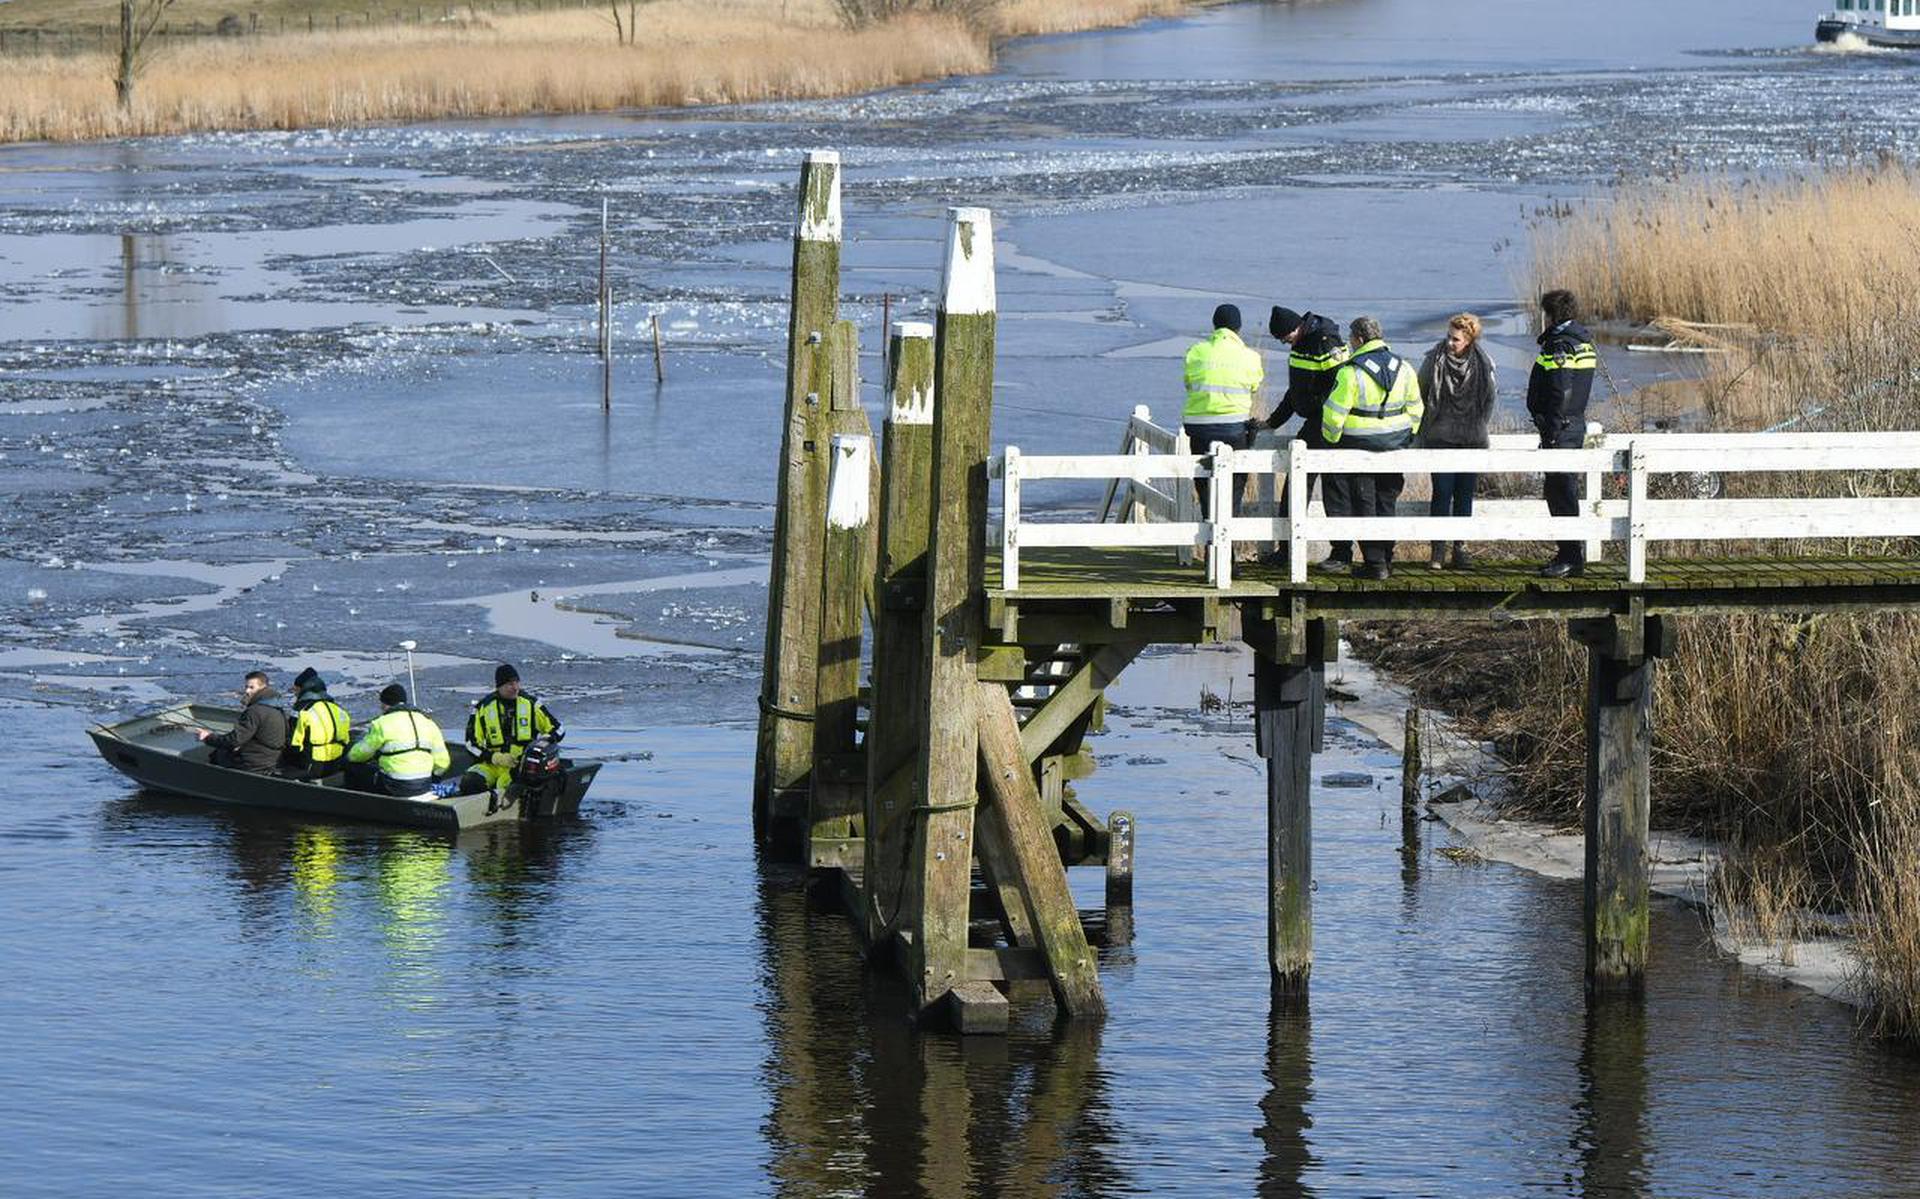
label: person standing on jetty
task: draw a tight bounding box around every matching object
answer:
[1416,313,1496,570]
[1527,289,1599,578]
[1265,305,1354,569]
[1322,316,1423,580]
[1182,303,1265,518]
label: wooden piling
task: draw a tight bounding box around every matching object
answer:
[755,150,842,852]
[1255,652,1314,993]
[906,207,997,1021]
[863,321,937,945]
[1584,639,1653,995]
[1400,706,1421,813]
[1106,809,1135,947]
[651,313,666,383]
[809,432,873,869]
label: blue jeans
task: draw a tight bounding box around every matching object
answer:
[1429,472,1477,519]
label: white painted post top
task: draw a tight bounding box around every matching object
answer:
[940,207,996,317]
[798,150,842,244]
[892,320,934,341]
[826,434,872,530]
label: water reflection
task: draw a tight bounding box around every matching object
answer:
[755,869,1127,1196]
[1258,993,1317,1198]
[1574,999,1650,1199]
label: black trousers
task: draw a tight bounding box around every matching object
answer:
[1539,422,1585,563]
[1324,469,1405,564]
[1278,424,1354,561]
[1185,421,1255,517]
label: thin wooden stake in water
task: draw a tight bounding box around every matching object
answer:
[597,196,609,361]
[651,314,666,383]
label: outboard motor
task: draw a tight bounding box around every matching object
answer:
[513,734,566,814]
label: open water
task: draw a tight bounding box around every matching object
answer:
[5,0,1920,1194]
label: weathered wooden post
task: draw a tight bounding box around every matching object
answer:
[1583,616,1654,996]
[755,150,842,853]
[863,321,936,945]
[809,431,872,869]
[906,207,996,1023]
[1254,640,1314,993]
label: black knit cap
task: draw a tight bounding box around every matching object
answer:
[379,683,408,707]
[293,666,323,692]
[495,663,520,687]
[1270,307,1304,339]
[1212,303,1242,332]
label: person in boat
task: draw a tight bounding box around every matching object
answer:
[460,663,564,796]
[1321,316,1424,581]
[1264,305,1354,569]
[283,667,351,778]
[344,683,451,798]
[1527,288,1598,579]
[1416,313,1496,571]
[194,669,289,773]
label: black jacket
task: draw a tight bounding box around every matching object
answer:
[207,687,290,773]
[1416,341,1496,449]
[1525,320,1596,442]
[1266,313,1347,432]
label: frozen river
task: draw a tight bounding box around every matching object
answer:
[4,1,1920,1194]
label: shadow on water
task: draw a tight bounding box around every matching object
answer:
[752,866,1129,1198]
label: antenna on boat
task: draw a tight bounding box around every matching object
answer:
[398,640,418,707]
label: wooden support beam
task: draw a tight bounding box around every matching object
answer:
[1018,643,1143,762]
[974,808,1038,949]
[809,431,873,867]
[1255,654,1314,993]
[976,683,1106,1019]
[975,644,1027,683]
[1585,635,1653,996]
[863,320,936,945]
[755,149,841,854]
[944,981,1010,1035]
[1307,618,1337,754]
[965,946,1050,982]
[906,208,997,1019]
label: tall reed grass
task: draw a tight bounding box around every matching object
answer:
[1369,163,1920,1037]
[0,0,1200,143]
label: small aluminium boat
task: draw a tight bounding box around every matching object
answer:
[1817,1,1920,47]
[89,703,601,832]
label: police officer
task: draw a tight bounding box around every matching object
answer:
[1265,305,1353,568]
[1526,289,1598,578]
[463,663,564,795]
[1182,303,1265,517]
[285,666,351,778]
[345,683,450,797]
[1321,316,1424,580]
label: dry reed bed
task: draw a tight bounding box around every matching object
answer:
[1375,164,1920,1037]
[0,0,1198,143]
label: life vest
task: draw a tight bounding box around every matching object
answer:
[291,694,351,764]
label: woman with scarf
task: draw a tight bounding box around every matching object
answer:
[1417,313,1496,569]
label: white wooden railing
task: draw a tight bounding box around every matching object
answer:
[992,409,1920,589]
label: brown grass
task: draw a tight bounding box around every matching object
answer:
[1361,164,1920,1037]
[0,0,1203,144]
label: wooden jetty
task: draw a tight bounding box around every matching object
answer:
[753,151,1920,1032]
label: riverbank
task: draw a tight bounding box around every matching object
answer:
[0,0,1204,144]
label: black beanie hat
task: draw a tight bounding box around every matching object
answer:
[1212,303,1242,332]
[1270,306,1304,339]
[380,683,408,707]
[293,666,323,692]
[495,663,520,688]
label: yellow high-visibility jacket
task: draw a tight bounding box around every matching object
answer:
[1183,328,1264,422]
[1323,339,1423,450]
[347,707,451,781]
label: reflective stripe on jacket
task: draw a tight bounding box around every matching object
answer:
[347,707,451,780]
[1525,320,1597,433]
[466,692,561,760]
[1284,315,1350,423]
[1322,340,1423,450]
[291,696,352,764]
[1183,328,1264,421]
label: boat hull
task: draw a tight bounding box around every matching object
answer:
[89,703,600,832]
[1816,18,1920,46]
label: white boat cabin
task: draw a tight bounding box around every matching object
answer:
[1828,0,1920,30]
